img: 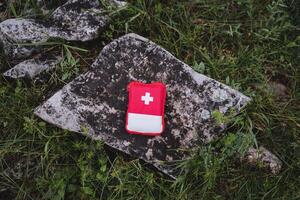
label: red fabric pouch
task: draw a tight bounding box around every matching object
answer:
[126,82,166,136]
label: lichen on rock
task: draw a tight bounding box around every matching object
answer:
[34,33,251,178]
[3,54,62,79]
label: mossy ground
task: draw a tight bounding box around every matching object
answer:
[0,0,299,199]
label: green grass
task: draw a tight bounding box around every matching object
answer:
[0,0,299,199]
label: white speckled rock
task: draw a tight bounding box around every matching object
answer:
[0,0,126,59]
[3,55,62,79]
[0,18,50,59]
[34,33,251,178]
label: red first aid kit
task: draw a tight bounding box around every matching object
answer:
[126,82,166,136]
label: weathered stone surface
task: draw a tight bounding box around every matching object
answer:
[0,0,126,59]
[3,54,62,79]
[242,146,282,174]
[34,33,250,178]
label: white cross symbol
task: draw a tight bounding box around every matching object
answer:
[141,92,154,105]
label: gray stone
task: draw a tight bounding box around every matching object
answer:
[109,0,127,7]
[0,0,126,59]
[3,54,62,79]
[242,146,282,174]
[34,33,251,178]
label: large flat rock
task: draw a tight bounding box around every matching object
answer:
[34,33,251,178]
